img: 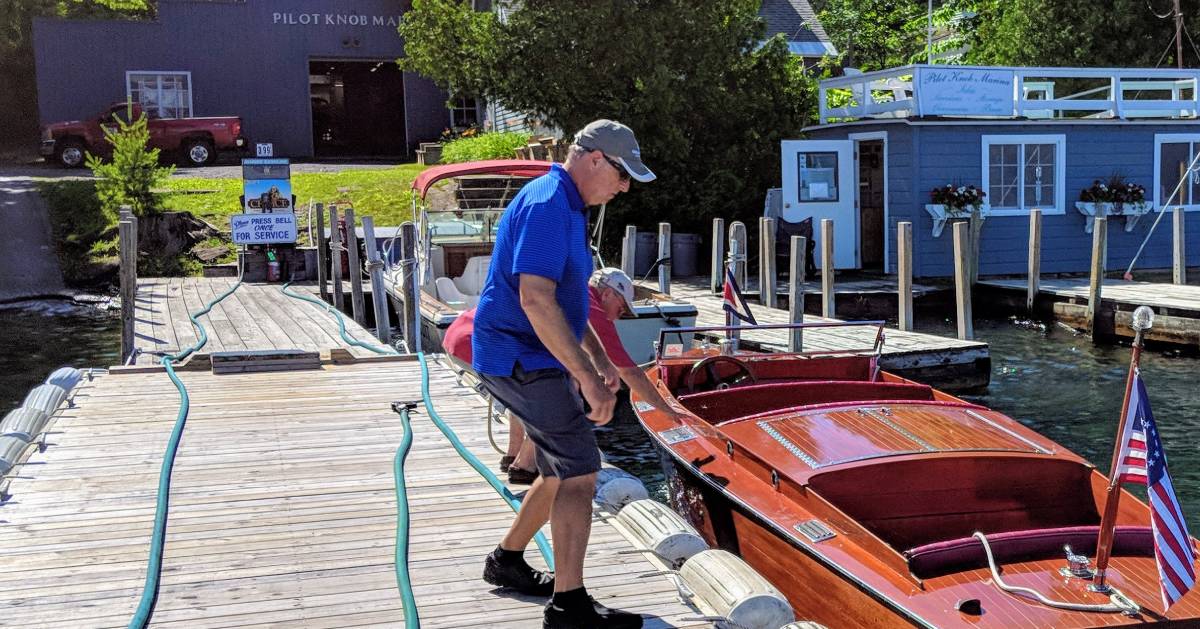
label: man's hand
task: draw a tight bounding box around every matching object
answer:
[579,374,616,425]
[597,359,620,393]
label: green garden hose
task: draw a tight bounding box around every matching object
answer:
[128,278,242,629]
[280,282,398,355]
[392,402,420,628]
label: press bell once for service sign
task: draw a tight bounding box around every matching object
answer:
[231,213,297,245]
[232,157,297,244]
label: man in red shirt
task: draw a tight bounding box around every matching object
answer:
[442,268,679,483]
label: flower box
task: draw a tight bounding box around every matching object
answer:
[925,204,990,237]
[1074,201,1152,233]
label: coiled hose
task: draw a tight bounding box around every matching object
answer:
[128,278,242,629]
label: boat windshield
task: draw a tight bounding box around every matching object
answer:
[425,209,504,244]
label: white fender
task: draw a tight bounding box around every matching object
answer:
[615,499,708,568]
[680,549,795,629]
[594,464,649,512]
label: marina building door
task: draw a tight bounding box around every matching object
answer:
[780,140,858,268]
[309,60,407,158]
[852,135,887,271]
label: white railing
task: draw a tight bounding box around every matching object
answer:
[818,65,1200,124]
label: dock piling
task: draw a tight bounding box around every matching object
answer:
[759,217,777,308]
[362,216,392,345]
[621,225,636,278]
[344,207,366,326]
[1087,217,1108,339]
[399,221,419,352]
[789,235,806,352]
[315,203,329,301]
[952,221,974,340]
[711,218,725,293]
[969,210,983,285]
[657,222,671,295]
[329,206,345,312]
[1027,209,1042,313]
[118,207,137,363]
[1174,207,1187,285]
[821,219,835,318]
[729,221,748,289]
[897,221,913,332]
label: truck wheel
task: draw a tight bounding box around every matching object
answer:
[181,138,215,167]
[55,139,86,168]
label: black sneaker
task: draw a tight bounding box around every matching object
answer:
[483,552,555,596]
[543,596,643,629]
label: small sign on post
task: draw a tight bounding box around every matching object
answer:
[230,213,298,245]
[255,143,274,158]
[241,158,292,213]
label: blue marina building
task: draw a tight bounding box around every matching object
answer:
[788,65,1200,277]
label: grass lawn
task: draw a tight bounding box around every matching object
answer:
[40,164,427,285]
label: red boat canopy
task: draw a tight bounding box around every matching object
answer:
[411,160,553,199]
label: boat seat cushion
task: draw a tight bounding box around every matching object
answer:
[678,381,936,423]
[904,525,1153,579]
[453,255,491,296]
[435,277,478,308]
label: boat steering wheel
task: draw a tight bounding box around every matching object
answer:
[685,356,757,393]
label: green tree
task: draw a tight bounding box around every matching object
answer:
[86,105,174,218]
[399,0,817,245]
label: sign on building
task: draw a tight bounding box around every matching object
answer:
[242,158,292,213]
[230,213,298,245]
[917,68,1015,117]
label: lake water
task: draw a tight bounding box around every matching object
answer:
[3,301,1199,531]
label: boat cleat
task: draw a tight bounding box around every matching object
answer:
[1059,545,1095,579]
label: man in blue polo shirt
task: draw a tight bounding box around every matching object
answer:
[474,120,654,629]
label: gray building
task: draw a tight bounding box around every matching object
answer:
[32,0,455,158]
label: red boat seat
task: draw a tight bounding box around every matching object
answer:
[677,380,936,423]
[904,525,1154,579]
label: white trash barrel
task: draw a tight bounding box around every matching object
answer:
[0,408,51,442]
[594,465,649,512]
[615,499,708,568]
[22,384,68,416]
[679,549,794,629]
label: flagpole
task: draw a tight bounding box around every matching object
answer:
[1092,305,1156,591]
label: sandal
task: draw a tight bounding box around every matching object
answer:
[507,467,539,485]
[499,455,515,473]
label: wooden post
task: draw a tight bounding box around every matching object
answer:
[657,222,671,295]
[1026,209,1042,313]
[821,218,835,318]
[1174,206,1186,285]
[620,225,636,278]
[118,209,137,363]
[329,206,345,312]
[897,221,913,332]
[344,207,366,326]
[315,203,329,302]
[1087,217,1108,340]
[759,217,777,308]
[399,221,420,352]
[968,209,983,285]
[789,235,807,352]
[362,216,392,345]
[711,218,725,293]
[952,221,974,340]
[729,221,748,288]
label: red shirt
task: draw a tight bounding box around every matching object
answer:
[444,286,635,369]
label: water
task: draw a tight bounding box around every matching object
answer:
[0,299,120,411]
[596,313,1200,531]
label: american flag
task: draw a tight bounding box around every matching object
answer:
[722,267,757,325]
[1114,372,1197,609]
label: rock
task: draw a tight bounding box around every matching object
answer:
[136,211,222,260]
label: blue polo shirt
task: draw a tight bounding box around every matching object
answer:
[472,164,592,376]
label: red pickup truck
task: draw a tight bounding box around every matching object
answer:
[41,103,246,168]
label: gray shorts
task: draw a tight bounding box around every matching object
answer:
[479,364,601,480]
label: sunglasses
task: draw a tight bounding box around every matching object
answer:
[600,153,630,182]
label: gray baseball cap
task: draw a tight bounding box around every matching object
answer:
[574,119,656,183]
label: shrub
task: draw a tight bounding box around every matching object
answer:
[85,104,175,218]
[441,131,533,163]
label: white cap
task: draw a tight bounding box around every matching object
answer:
[592,267,637,313]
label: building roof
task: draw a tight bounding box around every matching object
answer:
[759,0,835,57]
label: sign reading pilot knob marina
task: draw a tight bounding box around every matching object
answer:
[231,214,297,245]
[916,68,1016,117]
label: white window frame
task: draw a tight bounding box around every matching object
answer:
[1153,133,1200,211]
[981,134,1066,216]
[125,70,193,120]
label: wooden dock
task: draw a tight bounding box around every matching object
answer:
[132,278,385,365]
[668,277,990,390]
[2,276,708,627]
[979,277,1200,346]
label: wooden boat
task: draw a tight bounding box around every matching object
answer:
[632,321,1200,627]
[390,160,697,362]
